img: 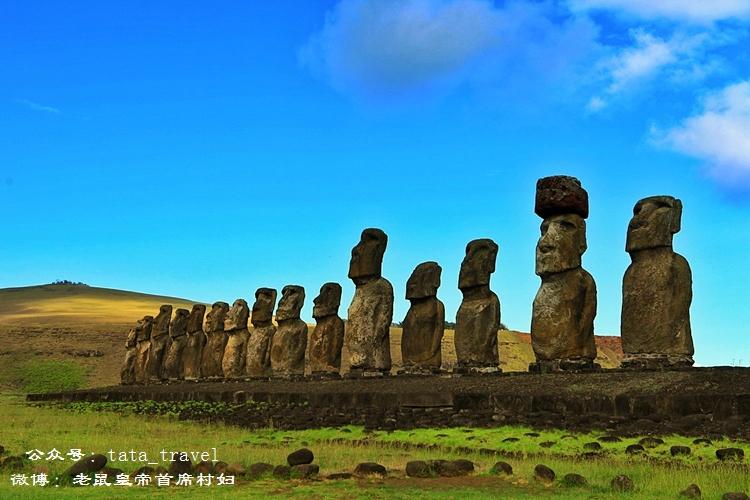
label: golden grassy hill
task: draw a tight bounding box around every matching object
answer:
[0,283,621,391]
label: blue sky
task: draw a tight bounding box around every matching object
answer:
[1,0,749,365]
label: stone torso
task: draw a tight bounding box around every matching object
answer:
[401,297,444,369]
[182,331,205,380]
[531,268,596,361]
[222,328,249,379]
[345,277,394,372]
[308,315,345,374]
[245,324,276,377]
[201,331,228,378]
[270,319,308,376]
[454,291,500,368]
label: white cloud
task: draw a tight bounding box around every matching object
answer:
[570,0,750,23]
[17,99,61,114]
[655,81,750,186]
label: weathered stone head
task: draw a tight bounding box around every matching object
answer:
[536,214,587,276]
[406,261,442,300]
[170,308,189,337]
[626,195,682,253]
[152,304,173,335]
[205,301,229,333]
[535,175,589,219]
[224,299,250,331]
[458,239,498,290]
[135,315,154,342]
[276,285,305,321]
[251,288,277,325]
[187,304,206,333]
[313,282,342,319]
[348,228,388,284]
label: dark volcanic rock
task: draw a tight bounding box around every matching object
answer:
[671,445,691,456]
[327,472,353,480]
[716,448,744,461]
[287,448,314,466]
[534,464,555,484]
[639,437,665,448]
[193,460,213,474]
[626,444,645,455]
[64,454,107,477]
[611,474,634,492]
[273,465,291,479]
[598,436,621,443]
[503,437,519,443]
[168,454,192,476]
[679,483,702,498]
[246,462,274,479]
[693,438,712,446]
[490,461,513,476]
[539,441,556,448]
[561,473,587,487]
[722,494,749,500]
[583,442,602,451]
[535,175,589,219]
[291,464,319,478]
[354,462,387,477]
[405,460,433,478]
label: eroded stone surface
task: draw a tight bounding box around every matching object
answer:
[454,239,500,372]
[621,196,693,368]
[222,299,250,379]
[134,315,153,384]
[182,304,206,381]
[146,305,172,382]
[200,302,229,378]
[535,175,589,219]
[401,262,444,373]
[308,283,344,376]
[271,285,308,377]
[246,288,277,378]
[161,308,189,380]
[120,326,138,385]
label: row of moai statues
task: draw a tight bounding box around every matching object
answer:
[121,175,694,383]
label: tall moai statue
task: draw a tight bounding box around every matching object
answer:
[454,239,501,374]
[530,175,598,372]
[134,315,154,384]
[621,196,693,368]
[222,299,250,379]
[308,282,345,378]
[200,301,230,379]
[182,304,206,381]
[401,261,445,374]
[245,288,277,378]
[120,324,138,385]
[270,285,308,378]
[161,308,190,381]
[146,305,172,383]
[345,228,394,377]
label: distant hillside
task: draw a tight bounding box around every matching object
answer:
[0,283,621,391]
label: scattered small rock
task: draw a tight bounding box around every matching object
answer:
[64,454,107,477]
[0,455,27,471]
[626,444,645,455]
[326,472,353,480]
[225,463,246,476]
[291,464,319,479]
[598,436,622,443]
[129,466,156,481]
[193,461,213,474]
[692,438,712,445]
[716,448,745,461]
[722,493,749,500]
[490,461,513,476]
[168,454,192,476]
[638,437,665,448]
[287,448,314,466]
[561,473,587,487]
[246,462,274,479]
[539,441,556,448]
[611,474,634,492]
[98,467,123,481]
[583,442,602,451]
[679,483,702,498]
[502,437,519,443]
[671,445,692,457]
[213,461,228,475]
[525,432,540,438]
[273,465,291,479]
[534,464,555,484]
[405,461,433,478]
[354,462,387,477]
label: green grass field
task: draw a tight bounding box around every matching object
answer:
[1,395,748,499]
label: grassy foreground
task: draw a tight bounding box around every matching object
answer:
[1,395,748,499]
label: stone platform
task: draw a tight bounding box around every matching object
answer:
[27,367,750,438]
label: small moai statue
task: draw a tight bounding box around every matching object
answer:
[182,304,207,381]
[119,325,138,385]
[307,282,345,378]
[200,301,230,379]
[454,239,501,374]
[245,288,277,378]
[270,285,308,378]
[345,228,394,377]
[146,304,172,383]
[401,262,445,374]
[530,175,598,372]
[222,299,250,379]
[621,196,694,368]
[134,315,154,384]
[161,308,190,381]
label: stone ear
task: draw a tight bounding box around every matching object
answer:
[670,199,683,234]
[578,220,588,255]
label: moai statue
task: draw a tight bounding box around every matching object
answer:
[530,175,598,372]
[345,228,394,377]
[134,315,154,384]
[120,325,138,385]
[146,304,172,383]
[621,196,693,368]
[222,299,250,379]
[182,304,206,381]
[401,262,445,374]
[161,308,190,381]
[245,288,277,378]
[308,282,345,378]
[200,301,230,379]
[454,239,501,374]
[270,285,308,378]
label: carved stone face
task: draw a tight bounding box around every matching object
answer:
[626,196,682,253]
[313,282,342,319]
[251,288,277,325]
[536,214,587,276]
[205,302,229,333]
[458,239,498,290]
[170,308,190,337]
[136,315,154,341]
[348,228,388,284]
[187,304,206,333]
[152,304,172,335]
[224,299,249,331]
[406,261,441,299]
[276,285,305,321]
